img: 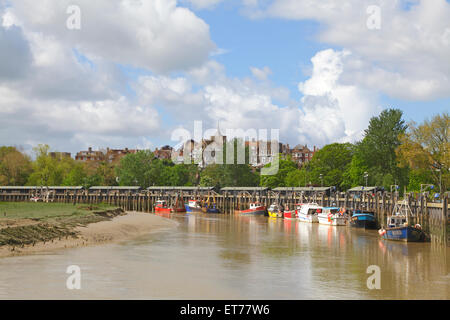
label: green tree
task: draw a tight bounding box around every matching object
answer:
[396,112,449,193]
[306,143,354,189]
[260,156,297,189]
[115,150,154,187]
[355,109,408,190]
[26,144,56,186]
[0,146,32,185]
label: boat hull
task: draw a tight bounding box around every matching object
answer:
[297,213,318,223]
[318,214,347,226]
[268,210,282,218]
[155,207,171,214]
[350,216,377,229]
[380,226,427,242]
[185,205,202,213]
[283,211,296,220]
[238,208,266,216]
[202,206,221,214]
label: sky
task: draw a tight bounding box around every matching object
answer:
[0,0,449,156]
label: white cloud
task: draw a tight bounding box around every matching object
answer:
[0,0,217,153]
[8,0,216,73]
[185,0,224,10]
[250,66,272,81]
[248,0,450,101]
[297,49,380,145]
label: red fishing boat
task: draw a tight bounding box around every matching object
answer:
[237,202,267,216]
[155,197,186,214]
[155,200,171,213]
[283,204,297,220]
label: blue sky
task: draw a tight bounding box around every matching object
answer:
[193,3,449,125]
[0,0,449,154]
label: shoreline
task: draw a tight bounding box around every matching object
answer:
[0,212,177,258]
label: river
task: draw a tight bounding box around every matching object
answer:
[0,213,448,299]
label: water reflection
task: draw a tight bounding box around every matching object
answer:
[0,212,448,299]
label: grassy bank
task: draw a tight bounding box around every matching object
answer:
[0,202,124,247]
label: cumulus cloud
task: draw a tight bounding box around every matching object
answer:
[133,60,299,144]
[0,0,217,153]
[297,49,380,145]
[8,0,216,73]
[185,0,224,10]
[248,0,450,101]
[0,25,32,80]
[250,66,272,81]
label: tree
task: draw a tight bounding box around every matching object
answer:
[115,150,154,187]
[0,146,32,185]
[306,143,354,189]
[355,109,408,190]
[396,112,449,193]
[260,156,297,189]
[26,144,55,186]
[62,162,87,186]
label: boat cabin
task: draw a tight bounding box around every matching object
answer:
[188,199,201,208]
[268,203,280,211]
[297,203,322,215]
[388,215,407,228]
[156,200,168,207]
[249,202,263,210]
[322,207,340,215]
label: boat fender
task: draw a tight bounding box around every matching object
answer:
[378,229,386,236]
[415,224,422,230]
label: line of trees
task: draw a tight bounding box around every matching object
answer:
[0,109,448,194]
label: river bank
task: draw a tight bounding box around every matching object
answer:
[0,207,177,258]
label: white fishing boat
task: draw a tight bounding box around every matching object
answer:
[296,203,321,223]
[318,207,348,226]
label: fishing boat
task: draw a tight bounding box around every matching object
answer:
[283,204,296,220]
[378,201,428,242]
[201,196,221,213]
[349,210,377,229]
[155,196,186,214]
[237,202,267,216]
[296,203,320,223]
[202,203,221,214]
[185,199,203,213]
[155,200,172,214]
[318,207,348,226]
[268,203,283,218]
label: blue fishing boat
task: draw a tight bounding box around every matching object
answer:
[350,210,377,229]
[185,199,203,213]
[378,201,428,242]
[202,203,221,214]
[201,195,222,214]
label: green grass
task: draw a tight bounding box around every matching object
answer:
[0,202,123,247]
[0,202,117,221]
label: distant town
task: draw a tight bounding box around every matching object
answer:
[52,129,319,169]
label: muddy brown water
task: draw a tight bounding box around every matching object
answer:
[0,213,448,299]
